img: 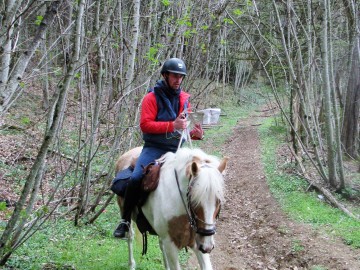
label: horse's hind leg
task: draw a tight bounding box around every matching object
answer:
[127,223,136,270]
[192,248,213,270]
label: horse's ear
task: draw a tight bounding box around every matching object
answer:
[218,157,229,173]
[191,161,199,176]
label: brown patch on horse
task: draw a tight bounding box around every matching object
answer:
[168,214,195,249]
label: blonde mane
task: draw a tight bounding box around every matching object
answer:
[158,148,225,207]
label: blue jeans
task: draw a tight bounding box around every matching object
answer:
[131,146,170,182]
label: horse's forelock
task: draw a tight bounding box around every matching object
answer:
[191,168,225,207]
[163,148,225,206]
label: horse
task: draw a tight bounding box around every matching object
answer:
[114,146,228,270]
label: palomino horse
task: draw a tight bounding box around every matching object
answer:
[114,147,228,270]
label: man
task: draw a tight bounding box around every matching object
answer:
[113,57,204,238]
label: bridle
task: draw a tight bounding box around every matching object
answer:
[174,167,220,237]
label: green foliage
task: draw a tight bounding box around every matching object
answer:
[161,0,170,7]
[19,82,25,88]
[74,72,81,80]
[111,43,119,49]
[259,117,360,248]
[20,117,30,125]
[0,202,7,211]
[201,25,209,31]
[183,29,197,38]
[145,45,161,67]
[233,9,243,16]
[177,14,192,27]
[35,205,49,218]
[223,18,234,25]
[34,16,43,26]
[4,204,165,270]
[200,43,207,53]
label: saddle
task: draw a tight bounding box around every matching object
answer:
[141,161,161,192]
[136,161,162,235]
[136,162,162,255]
[110,161,161,196]
[111,161,162,254]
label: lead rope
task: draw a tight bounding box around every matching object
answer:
[177,111,193,151]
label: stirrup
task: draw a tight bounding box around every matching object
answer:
[113,220,131,239]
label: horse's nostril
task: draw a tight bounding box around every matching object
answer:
[199,245,206,254]
[198,245,214,254]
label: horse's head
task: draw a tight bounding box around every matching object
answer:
[186,155,228,254]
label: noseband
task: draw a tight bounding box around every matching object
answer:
[174,168,219,237]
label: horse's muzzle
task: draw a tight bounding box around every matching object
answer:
[199,244,215,254]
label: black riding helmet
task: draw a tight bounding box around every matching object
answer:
[161,58,187,76]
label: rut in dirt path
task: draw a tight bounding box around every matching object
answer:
[196,113,360,270]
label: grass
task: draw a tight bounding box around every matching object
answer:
[4,203,165,270]
[259,117,360,248]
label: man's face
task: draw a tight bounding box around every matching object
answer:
[166,72,184,90]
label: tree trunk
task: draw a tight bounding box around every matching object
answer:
[322,0,338,188]
[75,0,105,222]
[124,0,140,94]
[327,0,345,190]
[341,0,360,159]
[342,43,360,158]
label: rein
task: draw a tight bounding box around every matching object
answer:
[174,169,196,229]
[174,168,217,237]
[177,108,193,151]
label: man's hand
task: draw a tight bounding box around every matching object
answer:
[191,123,204,139]
[173,113,187,130]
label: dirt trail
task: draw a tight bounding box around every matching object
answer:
[187,111,360,270]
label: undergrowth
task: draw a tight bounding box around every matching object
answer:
[4,203,165,270]
[259,117,360,249]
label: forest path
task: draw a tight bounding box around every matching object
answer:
[186,108,360,270]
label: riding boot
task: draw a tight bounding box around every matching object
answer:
[113,180,141,239]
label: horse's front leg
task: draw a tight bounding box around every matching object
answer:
[159,238,170,270]
[160,237,181,270]
[127,223,136,270]
[192,248,213,270]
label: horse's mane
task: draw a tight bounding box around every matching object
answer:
[158,148,225,206]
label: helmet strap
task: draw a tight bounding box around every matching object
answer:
[163,73,171,88]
